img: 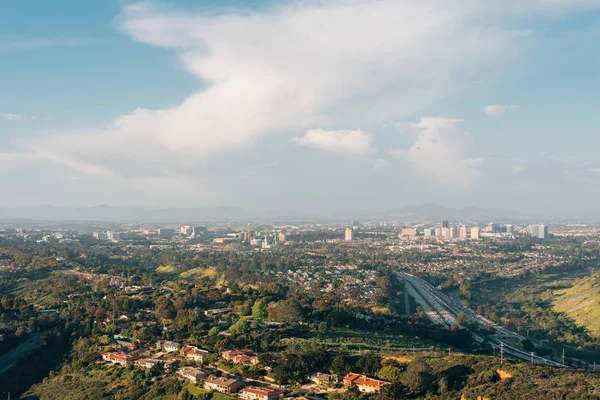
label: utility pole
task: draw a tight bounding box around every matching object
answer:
[562,349,565,367]
[500,343,504,365]
[594,361,596,372]
[530,352,534,365]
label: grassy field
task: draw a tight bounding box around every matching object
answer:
[179,266,219,280]
[554,272,600,337]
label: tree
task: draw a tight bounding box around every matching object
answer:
[356,352,381,375]
[377,365,403,383]
[330,354,350,375]
[456,312,466,324]
[400,360,435,395]
[318,321,328,335]
[252,299,268,320]
[208,326,219,336]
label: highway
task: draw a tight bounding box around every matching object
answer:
[398,272,563,367]
[0,333,41,375]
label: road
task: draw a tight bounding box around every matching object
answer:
[398,272,563,367]
[0,333,41,375]
[404,286,411,316]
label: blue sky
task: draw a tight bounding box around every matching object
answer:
[1,0,600,214]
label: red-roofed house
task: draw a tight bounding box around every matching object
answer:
[239,386,285,400]
[343,373,390,394]
[102,351,140,367]
[180,345,209,363]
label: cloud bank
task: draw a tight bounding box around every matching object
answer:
[484,105,517,116]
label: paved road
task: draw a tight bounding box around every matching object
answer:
[404,286,411,316]
[0,333,41,375]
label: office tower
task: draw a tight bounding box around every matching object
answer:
[243,231,252,241]
[441,221,449,229]
[527,224,548,239]
[449,226,460,238]
[424,228,434,237]
[471,227,480,239]
[158,228,175,239]
[278,232,286,242]
[459,226,468,239]
[435,227,443,237]
[345,227,354,241]
[505,224,513,234]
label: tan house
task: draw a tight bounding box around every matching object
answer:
[311,373,341,386]
[157,340,181,352]
[102,352,140,367]
[204,376,244,394]
[177,366,207,384]
[239,386,285,400]
[343,373,390,394]
[134,358,161,369]
[180,345,209,363]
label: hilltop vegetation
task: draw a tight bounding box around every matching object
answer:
[554,271,600,338]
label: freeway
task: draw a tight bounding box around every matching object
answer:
[399,272,563,367]
[0,333,41,375]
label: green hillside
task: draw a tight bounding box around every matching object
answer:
[554,272,600,337]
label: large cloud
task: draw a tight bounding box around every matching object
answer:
[391,118,482,188]
[4,0,600,182]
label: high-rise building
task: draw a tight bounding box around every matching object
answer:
[441,221,449,229]
[424,228,435,237]
[345,227,354,241]
[527,224,548,239]
[505,224,513,234]
[278,232,286,242]
[192,226,208,238]
[93,231,109,240]
[459,226,468,239]
[158,228,175,239]
[435,227,443,237]
[470,227,480,240]
[449,226,460,238]
[242,231,252,241]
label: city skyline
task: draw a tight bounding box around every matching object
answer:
[2,1,600,214]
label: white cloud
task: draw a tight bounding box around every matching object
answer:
[1,113,36,122]
[391,118,482,188]
[293,129,373,155]
[483,104,517,116]
[3,0,599,183]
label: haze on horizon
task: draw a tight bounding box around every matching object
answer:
[1,0,600,215]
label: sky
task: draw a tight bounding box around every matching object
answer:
[1,0,600,214]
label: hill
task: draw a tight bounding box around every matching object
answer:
[384,204,525,222]
[554,271,600,337]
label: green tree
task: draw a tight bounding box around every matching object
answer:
[252,299,268,320]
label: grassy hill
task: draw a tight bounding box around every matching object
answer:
[554,271,600,337]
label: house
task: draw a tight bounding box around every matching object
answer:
[180,345,209,363]
[204,376,244,394]
[157,340,181,352]
[239,387,285,400]
[232,353,260,366]
[134,358,161,369]
[177,367,208,384]
[343,373,390,394]
[221,349,253,362]
[102,352,140,367]
[311,373,341,386]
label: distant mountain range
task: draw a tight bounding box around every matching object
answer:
[384,204,526,222]
[0,205,249,222]
[0,203,529,223]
